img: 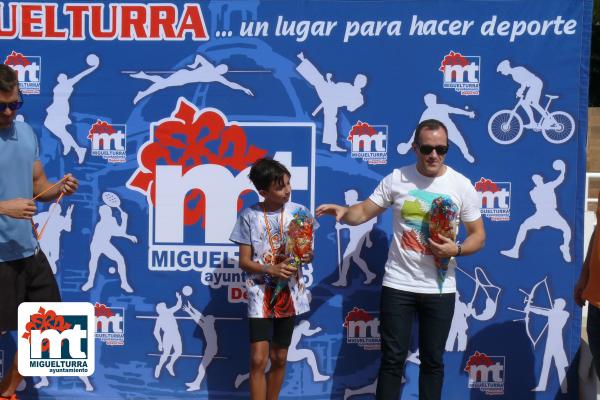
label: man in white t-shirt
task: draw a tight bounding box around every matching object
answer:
[317,119,485,400]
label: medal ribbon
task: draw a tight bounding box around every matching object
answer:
[262,204,285,266]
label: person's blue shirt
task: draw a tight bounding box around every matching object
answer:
[0,121,39,261]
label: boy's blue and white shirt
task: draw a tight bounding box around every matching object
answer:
[230,201,316,318]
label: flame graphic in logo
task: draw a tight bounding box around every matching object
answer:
[439,51,469,80]
[22,307,72,351]
[94,303,115,318]
[5,51,30,66]
[128,99,267,226]
[88,120,117,140]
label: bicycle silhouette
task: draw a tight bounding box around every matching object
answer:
[488,94,575,145]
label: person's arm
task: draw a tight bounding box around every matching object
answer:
[447,104,475,118]
[528,305,551,316]
[219,78,253,96]
[168,292,182,313]
[575,226,595,306]
[429,218,486,259]
[551,162,566,188]
[153,324,162,350]
[33,161,78,201]
[68,62,99,83]
[237,244,296,279]
[188,55,207,69]
[305,326,322,336]
[316,199,385,226]
[0,198,36,219]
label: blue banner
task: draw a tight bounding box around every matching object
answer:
[0,0,593,398]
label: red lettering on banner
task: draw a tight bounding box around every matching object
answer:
[177,4,208,40]
[0,4,17,38]
[90,5,118,40]
[64,4,89,40]
[20,4,44,39]
[149,5,177,39]
[0,3,209,41]
[121,5,147,40]
[229,286,248,303]
[44,4,68,39]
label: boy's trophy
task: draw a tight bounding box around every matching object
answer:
[270,209,314,308]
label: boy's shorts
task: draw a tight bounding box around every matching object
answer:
[0,250,61,331]
[249,316,296,347]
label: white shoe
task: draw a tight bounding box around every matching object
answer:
[185,382,200,391]
[560,245,571,262]
[364,273,376,285]
[500,249,518,259]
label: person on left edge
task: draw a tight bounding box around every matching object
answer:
[0,64,79,400]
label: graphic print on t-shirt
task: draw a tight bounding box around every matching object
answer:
[400,189,454,255]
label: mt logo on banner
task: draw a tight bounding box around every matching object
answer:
[439,51,480,96]
[4,51,41,94]
[127,98,315,281]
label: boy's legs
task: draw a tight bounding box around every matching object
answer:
[250,341,270,400]
[266,317,295,400]
[249,318,273,400]
[267,345,289,400]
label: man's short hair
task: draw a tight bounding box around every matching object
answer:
[414,119,448,145]
[248,158,291,192]
[0,64,18,93]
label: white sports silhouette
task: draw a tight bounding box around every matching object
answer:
[153,292,183,379]
[130,54,253,104]
[332,189,376,287]
[445,292,473,352]
[497,59,547,129]
[530,298,569,393]
[447,267,501,352]
[44,54,99,164]
[509,279,569,393]
[296,52,367,152]
[397,93,476,163]
[32,203,73,274]
[181,302,218,391]
[82,193,137,293]
[501,159,571,262]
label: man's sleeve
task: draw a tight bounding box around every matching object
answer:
[460,180,482,223]
[369,172,394,209]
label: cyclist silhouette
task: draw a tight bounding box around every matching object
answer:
[489,60,575,145]
[497,60,546,129]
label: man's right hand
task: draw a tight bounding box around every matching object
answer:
[0,198,37,219]
[316,204,347,221]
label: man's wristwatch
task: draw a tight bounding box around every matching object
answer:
[455,243,462,257]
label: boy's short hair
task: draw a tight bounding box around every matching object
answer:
[0,64,18,93]
[248,158,291,192]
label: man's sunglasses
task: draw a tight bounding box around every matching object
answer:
[0,90,23,112]
[417,144,449,155]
